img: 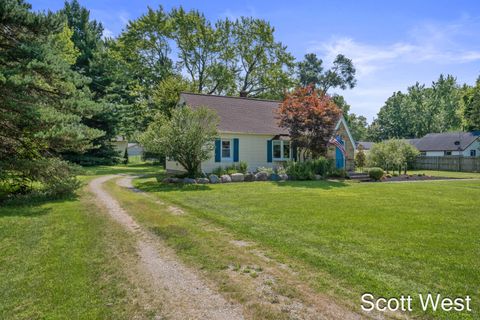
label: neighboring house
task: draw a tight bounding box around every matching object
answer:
[356,141,374,152]
[414,132,480,157]
[127,143,144,156]
[166,93,356,174]
[112,136,127,156]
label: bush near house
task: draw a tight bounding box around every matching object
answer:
[285,157,334,180]
[368,167,384,181]
[211,161,248,176]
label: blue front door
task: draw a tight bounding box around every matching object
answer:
[335,137,344,169]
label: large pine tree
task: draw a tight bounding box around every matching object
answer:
[0,0,103,195]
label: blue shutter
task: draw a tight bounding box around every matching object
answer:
[292,144,297,161]
[215,139,221,162]
[233,138,239,162]
[267,140,272,163]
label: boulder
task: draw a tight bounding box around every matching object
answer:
[230,173,244,182]
[221,174,232,183]
[196,178,209,184]
[183,178,197,184]
[314,174,322,180]
[244,173,255,182]
[163,177,181,183]
[209,174,220,184]
[279,173,288,181]
[255,171,269,181]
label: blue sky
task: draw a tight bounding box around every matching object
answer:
[30,0,480,122]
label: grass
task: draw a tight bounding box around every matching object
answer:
[132,173,480,319]
[0,165,163,319]
[408,170,480,179]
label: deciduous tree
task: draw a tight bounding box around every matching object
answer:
[278,86,342,158]
[139,107,219,177]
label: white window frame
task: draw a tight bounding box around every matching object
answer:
[221,139,233,161]
[272,140,291,161]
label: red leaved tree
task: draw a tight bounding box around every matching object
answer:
[278,85,342,159]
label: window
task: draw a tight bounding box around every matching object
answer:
[272,140,291,160]
[420,152,426,156]
[222,140,231,159]
[444,151,452,156]
[471,150,477,157]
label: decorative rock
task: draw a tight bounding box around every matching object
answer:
[183,178,196,184]
[314,174,322,180]
[220,174,232,183]
[230,173,244,182]
[255,171,269,181]
[244,173,255,182]
[162,177,181,183]
[196,178,209,184]
[279,173,288,181]
[209,174,220,184]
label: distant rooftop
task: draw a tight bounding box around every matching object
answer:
[414,131,480,151]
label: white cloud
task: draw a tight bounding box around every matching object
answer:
[308,17,480,78]
[102,28,114,39]
[219,6,258,20]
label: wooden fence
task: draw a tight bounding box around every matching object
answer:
[413,156,480,172]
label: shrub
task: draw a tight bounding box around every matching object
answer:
[257,166,274,175]
[368,167,384,181]
[212,161,249,176]
[330,168,346,178]
[311,157,334,177]
[238,161,248,174]
[285,161,314,180]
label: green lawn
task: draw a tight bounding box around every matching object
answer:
[0,166,162,319]
[133,175,480,319]
[409,170,480,179]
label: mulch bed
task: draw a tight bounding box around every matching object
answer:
[380,174,460,182]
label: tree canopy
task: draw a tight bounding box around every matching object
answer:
[278,86,342,158]
[139,106,219,177]
[0,0,103,195]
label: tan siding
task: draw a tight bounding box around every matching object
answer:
[165,132,277,173]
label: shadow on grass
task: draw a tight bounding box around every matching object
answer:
[135,177,348,193]
[136,180,212,192]
[0,194,78,218]
[82,163,163,176]
[273,179,348,189]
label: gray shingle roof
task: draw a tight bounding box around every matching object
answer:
[414,132,480,151]
[180,92,288,135]
[357,141,374,150]
[405,138,421,147]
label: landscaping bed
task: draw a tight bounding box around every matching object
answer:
[381,173,461,182]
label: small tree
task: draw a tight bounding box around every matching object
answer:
[355,145,366,171]
[278,85,342,158]
[139,106,219,177]
[368,140,419,174]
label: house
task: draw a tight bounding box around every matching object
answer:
[166,93,356,174]
[414,131,480,157]
[356,141,374,152]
